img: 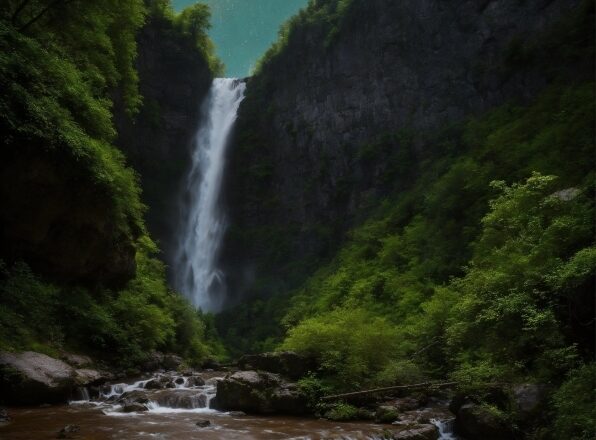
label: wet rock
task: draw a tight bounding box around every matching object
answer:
[61,354,92,368]
[144,379,166,390]
[174,377,185,385]
[153,389,207,409]
[392,424,438,440]
[0,407,10,425]
[122,402,148,413]
[0,351,76,405]
[393,397,423,412]
[228,411,246,417]
[186,376,205,387]
[395,405,453,426]
[74,369,109,387]
[271,383,309,415]
[195,419,211,428]
[376,405,400,424]
[145,376,170,390]
[455,403,512,439]
[57,424,80,439]
[213,370,307,415]
[119,390,150,405]
[237,352,317,380]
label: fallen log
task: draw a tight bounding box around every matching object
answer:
[321,381,458,401]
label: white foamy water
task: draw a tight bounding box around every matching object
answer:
[431,418,458,439]
[174,78,246,312]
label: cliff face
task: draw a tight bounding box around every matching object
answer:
[114,15,213,262]
[221,0,584,301]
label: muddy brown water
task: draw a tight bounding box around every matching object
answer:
[0,405,400,439]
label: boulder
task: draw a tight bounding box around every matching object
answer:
[396,406,453,426]
[393,397,423,412]
[57,424,80,439]
[141,352,164,372]
[163,354,183,371]
[512,383,551,420]
[392,424,438,440]
[153,390,207,409]
[213,370,307,415]
[271,383,309,414]
[186,376,205,387]
[145,375,175,390]
[0,351,76,405]
[237,352,316,380]
[141,352,183,372]
[455,403,512,440]
[195,419,211,428]
[74,369,109,387]
[122,402,148,413]
[118,390,150,405]
[61,354,92,368]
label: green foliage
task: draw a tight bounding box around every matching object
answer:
[252,0,358,75]
[297,374,332,411]
[324,402,360,421]
[0,19,145,240]
[552,363,596,440]
[1,0,146,116]
[270,80,595,406]
[447,174,593,382]
[0,2,225,366]
[282,308,401,389]
[174,3,224,76]
[0,240,219,367]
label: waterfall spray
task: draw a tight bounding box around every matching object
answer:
[174,78,246,312]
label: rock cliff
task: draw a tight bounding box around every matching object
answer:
[220,0,587,301]
[114,14,213,262]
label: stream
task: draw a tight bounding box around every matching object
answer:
[0,372,457,439]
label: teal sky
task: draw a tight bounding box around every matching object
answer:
[173,0,308,78]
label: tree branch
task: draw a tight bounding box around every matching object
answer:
[18,0,77,33]
[11,0,33,26]
[321,381,459,402]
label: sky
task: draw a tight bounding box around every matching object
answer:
[173,0,309,78]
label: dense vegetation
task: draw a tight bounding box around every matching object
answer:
[218,1,595,437]
[0,0,224,368]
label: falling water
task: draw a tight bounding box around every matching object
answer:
[174,78,246,312]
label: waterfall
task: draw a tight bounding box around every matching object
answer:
[174,78,246,312]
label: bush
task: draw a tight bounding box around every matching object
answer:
[552,363,596,440]
[324,402,360,421]
[281,307,399,389]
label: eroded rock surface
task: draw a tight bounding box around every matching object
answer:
[213,370,308,415]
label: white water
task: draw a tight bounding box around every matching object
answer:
[174,78,246,312]
[431,418,458,439]
[70,373,221,416]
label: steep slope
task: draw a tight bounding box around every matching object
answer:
[0,1,222,367]
[220,0,587,302]
[217,2,594,436]
[114,9,214,262]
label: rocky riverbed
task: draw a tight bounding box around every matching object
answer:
[0,368,456,439]
[4,350,555,439]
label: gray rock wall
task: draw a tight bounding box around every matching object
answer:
[220,0,583,301]
[114,15,213,262]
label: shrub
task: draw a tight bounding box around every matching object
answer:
[552,363,596,440]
